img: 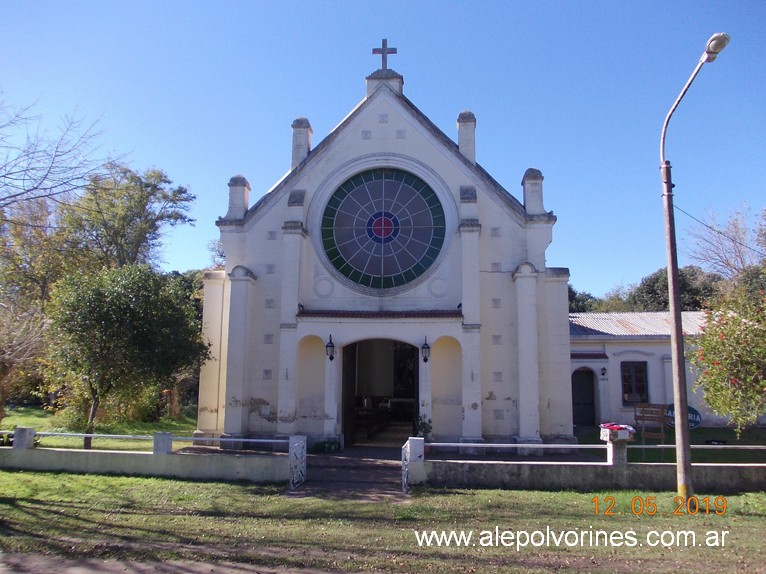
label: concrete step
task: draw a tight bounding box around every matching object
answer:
[287,446,406,499]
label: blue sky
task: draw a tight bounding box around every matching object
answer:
[2,1,764,296]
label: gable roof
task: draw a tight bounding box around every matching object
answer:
[219,81,554,227]
[569,312,706,339]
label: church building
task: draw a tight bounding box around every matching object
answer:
[196,41,574,448]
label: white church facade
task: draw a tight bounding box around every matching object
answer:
[196,41,574,448]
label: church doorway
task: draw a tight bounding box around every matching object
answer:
[341,339,419,446]
[571,368,596,427]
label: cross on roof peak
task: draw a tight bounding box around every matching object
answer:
[372,38,397,70]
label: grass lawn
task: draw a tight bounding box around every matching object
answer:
[0,406,198,451]
[2,408,765,572]
[0,471,765,573]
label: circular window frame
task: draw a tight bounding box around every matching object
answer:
[313,163,452,295]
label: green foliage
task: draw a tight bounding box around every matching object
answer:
[626,266,722,312]
[691,288,766,435]
[416,414,433,441]
[579,266,723,313]
[0,294,47,424]
[590,284,632,312]
[0,198,83,304]
[1,162,197,427]
[734,265,766,298]
[568,284,597,312]
[44,264,210,439]
[59,162,195,269]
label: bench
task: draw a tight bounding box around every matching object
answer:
[634,403,669,460]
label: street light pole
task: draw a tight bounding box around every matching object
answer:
[660,33,729,502]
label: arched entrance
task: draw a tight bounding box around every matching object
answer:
[571,368,596,427]
[341,339,419,446]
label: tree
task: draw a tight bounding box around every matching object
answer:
[568,284,597,312]
[60,162,195,268]
[45,265,210,447]
[1,96,104,210]
[688,207,766,280]
[626,266,722,312]
[735,265,766,298]
[208,239,226,269]
[691,288,766,435]
[0,196,93,304]
[0,299,46,424]
[590,284,632,312]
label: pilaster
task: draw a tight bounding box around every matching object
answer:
[459,203,481,325]
[461,325,483,440]
[197,271,226,434]
[277,326,298,434]
[222,266,257,435]
[280,219,305,326]
[513,263,541,440]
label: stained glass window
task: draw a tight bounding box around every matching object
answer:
[321,168,445,289]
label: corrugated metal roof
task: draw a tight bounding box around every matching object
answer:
[569,312,706,338]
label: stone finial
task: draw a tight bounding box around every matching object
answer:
[521,168,545,215]
[366,39,404,96]
[457,111,476,164]
[291,117,313,169]
[225,175,250,220]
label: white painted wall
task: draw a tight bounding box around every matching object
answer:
[197,73,573,446]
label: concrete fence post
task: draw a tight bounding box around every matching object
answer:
[401,439,410,492]
[606,439,628,467]
[12,427,36,450]
[600,427,632,467]
[153,432,173,455]
[402,437,426,492]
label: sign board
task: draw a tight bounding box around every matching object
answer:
[665,404,702,430]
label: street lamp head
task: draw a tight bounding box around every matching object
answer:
[701,33,730,63]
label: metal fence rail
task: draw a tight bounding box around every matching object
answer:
[36,432,152,440]
[628,444,766,450]
[1,428,307,488]
[426,442,607,450]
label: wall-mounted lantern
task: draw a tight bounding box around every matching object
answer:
[326,335,335,361]
[421,337,431,363]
